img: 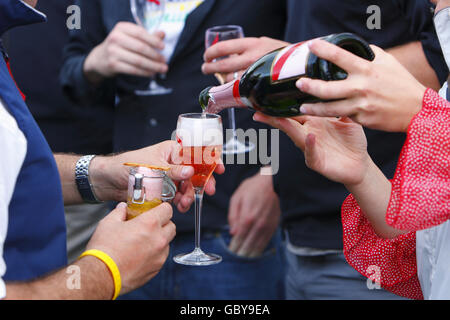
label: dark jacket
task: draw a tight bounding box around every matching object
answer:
[61,0,287,232]
[5,0,113,155]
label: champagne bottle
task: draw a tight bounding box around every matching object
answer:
[200,33,375,117]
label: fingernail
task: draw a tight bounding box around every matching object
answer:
[296,78,304,90]
[307,39,319,50]
[181,166,191,178]
[116,202,127,209]
[228,238,238,252]
[236,249,249,257]
[300,106,308,114]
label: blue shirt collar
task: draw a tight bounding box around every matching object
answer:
[0,39,8,60]
[0,0,46,36]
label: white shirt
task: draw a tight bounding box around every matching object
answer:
[416,82,450,300]
[0,98,28,299]
[159,0,204,62]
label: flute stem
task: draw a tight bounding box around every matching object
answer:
[194,188,204,250]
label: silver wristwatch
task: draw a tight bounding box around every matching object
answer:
[75,155,102,204]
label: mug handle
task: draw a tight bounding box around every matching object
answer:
[161,176,177,202]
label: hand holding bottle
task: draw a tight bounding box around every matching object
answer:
[200,33,375,118]
[298,40,427,133]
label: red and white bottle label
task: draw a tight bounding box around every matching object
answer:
[271,41,310,83]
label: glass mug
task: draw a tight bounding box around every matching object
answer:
[126,166,176,220]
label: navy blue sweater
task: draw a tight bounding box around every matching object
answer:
[5,0,113,155]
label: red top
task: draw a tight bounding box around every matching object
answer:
[4,57,26,101]
[341,88,450,300]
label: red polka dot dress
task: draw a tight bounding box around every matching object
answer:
[341,89,450,300]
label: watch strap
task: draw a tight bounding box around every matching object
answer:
[75,155,101,204]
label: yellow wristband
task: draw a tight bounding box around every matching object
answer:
[79,249,121,300]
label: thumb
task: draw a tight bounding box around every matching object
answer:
[153,30,166,40]
[168,164,194,182]
[107,202,128,222]
[228,194,242,235]
[304,133,320,170]
[276,118,307,151]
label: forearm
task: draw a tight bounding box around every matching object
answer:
[387,41,441,91]
[54,153,125,205]
[54,153,84,205]
[4,256,114,300]
[83,46,108,86]
[345,160,406,239]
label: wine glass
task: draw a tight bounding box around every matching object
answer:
[173,113,223,266]
[130,0,172,95]
[205,25,255,155]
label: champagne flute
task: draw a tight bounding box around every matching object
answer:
[130,0,172,95]
[205,25,255,155]
[173,113,223,266]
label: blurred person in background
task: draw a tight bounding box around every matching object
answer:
[202,0,448,299]
[0,0,211,299]
[61,0,287,300]
[254,0,449,300]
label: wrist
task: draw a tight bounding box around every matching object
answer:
[344,157,378,194]
[83,46,108,85]
[89,155,128,202]
[403,84,427,132]
[77,255,117,300]
[88,156,110,202]
[79,250,121,300]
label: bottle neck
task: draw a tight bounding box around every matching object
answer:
[206,79,247,114]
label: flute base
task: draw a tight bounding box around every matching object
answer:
[173,248,222,266]
[222,139,255,155]
[135,80,173,96]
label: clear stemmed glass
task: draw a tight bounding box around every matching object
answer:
[130,0,172,95]
[173,113,223,266]
[205,25,255,155]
